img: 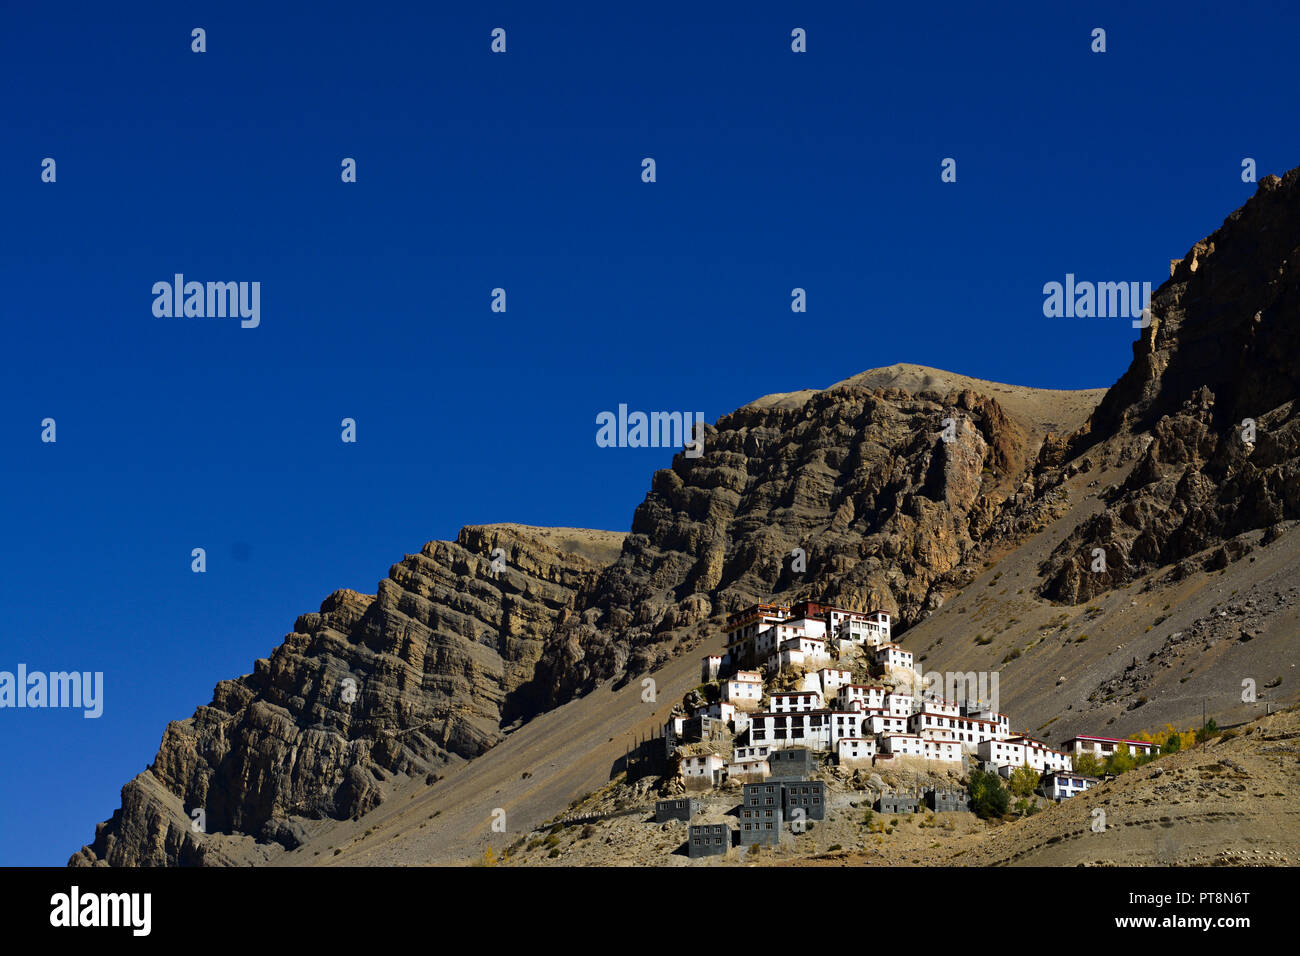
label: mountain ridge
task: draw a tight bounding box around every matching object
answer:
[71,170,1300,866]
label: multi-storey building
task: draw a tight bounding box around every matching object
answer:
[883,693,915,718]
[874,643,914,672]
[724,603,791,666]
[837,684,887,711]
[881,733,927,758]
[1060,735,1157,759]
[655,798,699,823]
[721,671,764,710]
[977,735,1073,776]
[920,737,963,763]
[725,601,893,666]
[687,823,731,858]
[782,781,826,821]
[836,736,877,765]
[768,691,824,713]
[909,710,1011,751]
[863,711,910,736]
[680,753,728,785]
[816,668,853,696]
[740,782,783,845]
[767,747,814,780]
[767,636,830,672]
[1040,771,1098,801]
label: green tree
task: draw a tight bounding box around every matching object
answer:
[1073,752,1104,776]
[1195,718,1219,743]
[1161,733,1181,755]
[968,768,1010,819]
[1008,763,1039,798]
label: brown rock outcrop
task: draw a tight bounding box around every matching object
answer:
[1039,170,1300,602]
[70,524,621,866]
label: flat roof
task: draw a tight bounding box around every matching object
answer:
[1064,735,1154,746]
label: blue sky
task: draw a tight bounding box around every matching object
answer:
[1,1,1297,865]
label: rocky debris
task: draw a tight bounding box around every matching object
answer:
[1087,581,1296,705]
[259,818,310,851]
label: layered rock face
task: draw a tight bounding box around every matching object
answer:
[73,169,1300,865]
[74,385,1044,866]
[71,524,622,866]
[1039,171,1300,603]
[528,385,1044,708]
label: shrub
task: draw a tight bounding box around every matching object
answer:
[1014,798,1039,817]
[1103,744,1137,775]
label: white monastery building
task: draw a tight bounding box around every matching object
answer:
[1060,735,1157,758]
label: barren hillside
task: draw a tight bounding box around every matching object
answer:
[71,171,1300,868]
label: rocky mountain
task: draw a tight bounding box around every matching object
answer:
[1038,170,1300,603]
[528,378,1097,709]
[71,524,622,866]
[72,169,1300,867]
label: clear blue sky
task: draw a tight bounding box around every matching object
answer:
[1,1,1296,865]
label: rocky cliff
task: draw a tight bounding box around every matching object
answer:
[527,382,1065,708]
[73,377,1069,866]
[71,524,622,866]
[72,169,1300,866]
[1038,171,1300,602]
